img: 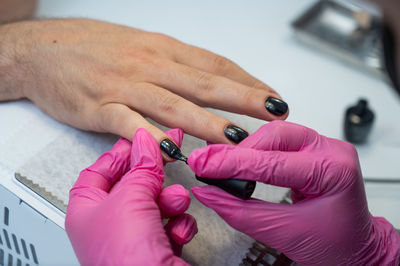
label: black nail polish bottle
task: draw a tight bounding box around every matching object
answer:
[344,99,375,144]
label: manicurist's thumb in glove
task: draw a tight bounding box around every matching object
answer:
[188,121,400,265]
[66,128,197,266]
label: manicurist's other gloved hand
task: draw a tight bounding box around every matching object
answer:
[66,128,197,266]
[188,121,400,265]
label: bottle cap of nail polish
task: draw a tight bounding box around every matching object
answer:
[344,99,375,144]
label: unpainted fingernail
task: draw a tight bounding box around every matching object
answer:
[224,125,249,144]
[265,97,288,116]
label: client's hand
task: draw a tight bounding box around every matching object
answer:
[188,121,400,265]
[66,128,197,265]
[0,18,288,148]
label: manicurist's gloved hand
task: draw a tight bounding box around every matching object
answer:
[188,121,400,265]
[66,128,197,265]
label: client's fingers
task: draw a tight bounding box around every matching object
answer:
[174,43,278,94]
[158,184,191,218]
[154,61,288,121]
[98,103,167,141]
[98,103,180,161]
[120,82,248,144]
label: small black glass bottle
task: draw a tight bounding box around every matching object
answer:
[344,99,375,144]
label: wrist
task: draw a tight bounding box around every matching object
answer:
[0,21,34,101]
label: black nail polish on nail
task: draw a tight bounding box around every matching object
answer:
[224,125,249,144]
[265,97,288,116]
[160,139,188,163]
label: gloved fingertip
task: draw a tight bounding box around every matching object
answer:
[131,128,163,168]
[187,148,208,172]
[166,214,198,245]
[159,184,191,218]
[165,128,184,147]
[187,145,234,176]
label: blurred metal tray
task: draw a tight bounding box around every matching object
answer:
[292,0,384,77]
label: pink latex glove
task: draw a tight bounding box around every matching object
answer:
[66,128,197,266]
[188,121,400,266]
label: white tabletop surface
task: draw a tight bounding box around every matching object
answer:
[1,0,399,264]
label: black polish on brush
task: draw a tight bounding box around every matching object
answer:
[265,97,288,116]
[224,125,249,143]
[160,133,256,200]
[160,139,188,163]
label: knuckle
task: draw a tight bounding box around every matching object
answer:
[158,93,182,114]
[251,80,270,90]
[342,141,357,153]
[98,106,114,130]
[342,142,359,163]
[141,47,159,57]
[327,141,360,182]
[240,88,255,106]
[212,55,232,73]
[96,104,124,133]
[127,48,160,67]
[151,32,176,45]
[136,53,158,66]
[196,72,215,93]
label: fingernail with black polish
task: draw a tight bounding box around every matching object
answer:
[224,125,249,144]
[265,97,288,116]
[160,139,188,163]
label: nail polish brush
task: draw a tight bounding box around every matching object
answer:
[160,138,255,200]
